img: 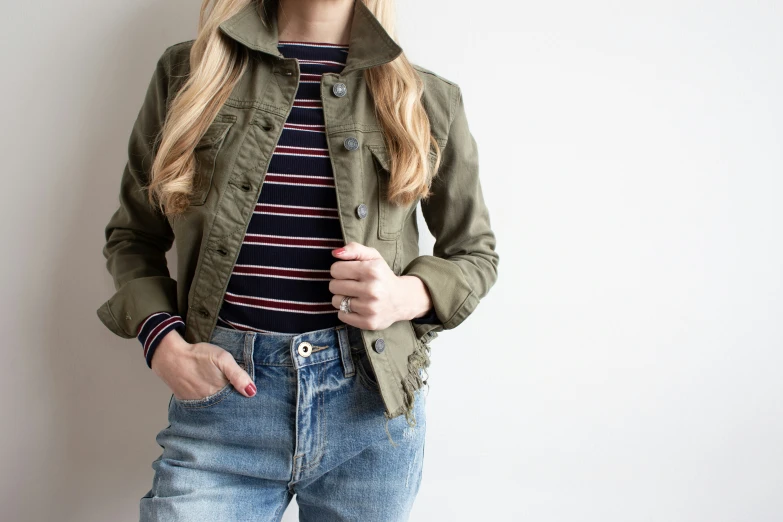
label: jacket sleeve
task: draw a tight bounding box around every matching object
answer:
[411,306,440,324]
[402,84,500,343]
[96,47,181,340]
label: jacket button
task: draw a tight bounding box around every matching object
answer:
[332,82,347,97]
[343,136,359,151]
[373,338,386,354]
[356,203,368,219]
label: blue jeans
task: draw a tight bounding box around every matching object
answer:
[140,324,427,521]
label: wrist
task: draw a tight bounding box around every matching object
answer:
[150,329,191,375]
[138,313,187,370]
[397,275,433,321]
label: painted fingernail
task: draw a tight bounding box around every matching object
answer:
[245,383,257,396]
[333,247,345,255]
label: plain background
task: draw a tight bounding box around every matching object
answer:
[2,0,781,520]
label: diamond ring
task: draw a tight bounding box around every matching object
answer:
[340,296,353,314]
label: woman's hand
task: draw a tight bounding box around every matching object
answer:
[150,330,257,400]
[329,242,433,330]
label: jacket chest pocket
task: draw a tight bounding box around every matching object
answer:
[190,115,236,206]
[368,144,435,240]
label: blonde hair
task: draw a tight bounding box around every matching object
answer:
[148,0,440,216]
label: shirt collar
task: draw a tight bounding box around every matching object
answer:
[218,0,404,75]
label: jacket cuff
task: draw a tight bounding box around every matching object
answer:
[411,321,442,344]
[137,312,186,369]
[96,276,179,338]
[411,306,440,324]
[401,254,479,331]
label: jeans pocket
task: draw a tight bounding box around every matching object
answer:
[172,378,236,409]
[172,351,250,409]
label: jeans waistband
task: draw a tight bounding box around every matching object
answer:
[209,323,363,375]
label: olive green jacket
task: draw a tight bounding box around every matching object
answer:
[97,0,499,422]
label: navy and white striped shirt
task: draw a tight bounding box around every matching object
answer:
[137,40,438,368]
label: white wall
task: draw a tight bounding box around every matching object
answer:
[2,1,781,521]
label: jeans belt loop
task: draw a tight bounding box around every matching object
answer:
[337,325,356,378]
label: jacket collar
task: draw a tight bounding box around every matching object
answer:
[218,0,403,75]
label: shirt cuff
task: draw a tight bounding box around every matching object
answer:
[137,312,186,369]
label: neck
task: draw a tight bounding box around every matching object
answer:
[276,0,354,46]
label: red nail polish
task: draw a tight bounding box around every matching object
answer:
[333,247,345,255]
[245,383,257,396]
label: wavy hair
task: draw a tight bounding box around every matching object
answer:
[147,0,440,216]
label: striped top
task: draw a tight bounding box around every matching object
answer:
[216,40,351,334]
[136,40,439,368]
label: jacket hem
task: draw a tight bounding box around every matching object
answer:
[384,339,431,426]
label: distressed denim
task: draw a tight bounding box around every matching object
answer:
[140,324,427,521]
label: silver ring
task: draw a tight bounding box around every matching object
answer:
[340,295,353,313]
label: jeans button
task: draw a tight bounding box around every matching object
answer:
[373,338,385,354]
[343,136,359,151]
[297,341,313,358]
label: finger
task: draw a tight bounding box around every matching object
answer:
[337,308,363,328]
[329,278,365,298]
[330,257,387,282]
[211,348,256,398]
[331,241,382,261]
[331,294,368,314]
[330,259,364,281]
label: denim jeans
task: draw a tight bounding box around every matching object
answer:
[140,323,427,521]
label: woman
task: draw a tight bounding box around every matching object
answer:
[98,0,499,519]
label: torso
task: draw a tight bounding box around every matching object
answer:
[216,40,350,334]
